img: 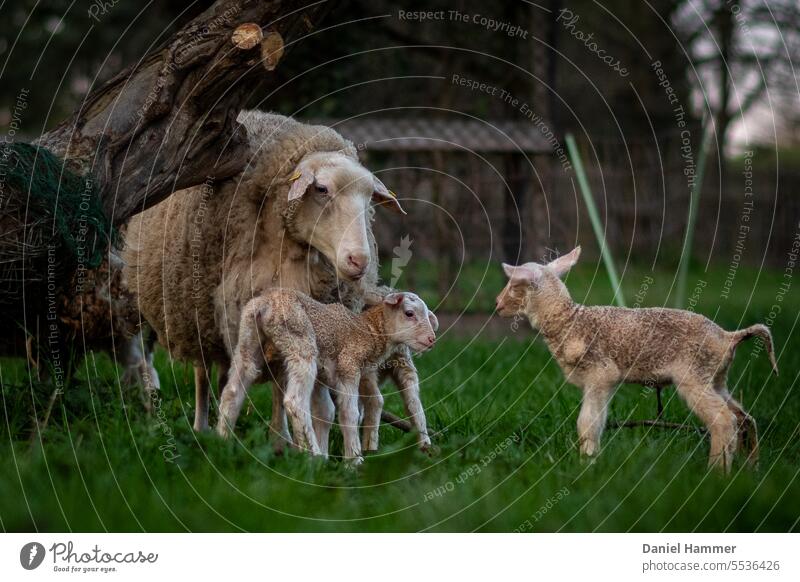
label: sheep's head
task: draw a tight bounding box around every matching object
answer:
[286,152,405,280]
[381,292,437,353]
[496,246,580,318]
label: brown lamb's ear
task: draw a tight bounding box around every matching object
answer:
[288,167,315,201]
[383,292,405,306]
[502,263,541,287]
[372,176,406,214]
[547,246,581,278]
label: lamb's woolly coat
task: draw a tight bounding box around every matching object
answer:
[124,112,377,364]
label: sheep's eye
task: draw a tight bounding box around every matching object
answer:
[315,184,328,194]
[404,310,414,318]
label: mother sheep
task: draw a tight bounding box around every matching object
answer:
[124,111,431,451]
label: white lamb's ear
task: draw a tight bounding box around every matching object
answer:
[502,263,518,278]
[288,166,315,201]
[372,176,406,215]
[383,292,405,306]
[548,246,581,278]
[428,311,439,331]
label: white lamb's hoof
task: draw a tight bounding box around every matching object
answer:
[345,456,364,468]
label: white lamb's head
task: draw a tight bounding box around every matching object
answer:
[286,151,405,280]
[496,246,580,317]
[381,292,437,353]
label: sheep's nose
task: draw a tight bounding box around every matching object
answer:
[426,335,435,346]
[347,253,368,276]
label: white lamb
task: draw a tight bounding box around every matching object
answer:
[217,289,438,463]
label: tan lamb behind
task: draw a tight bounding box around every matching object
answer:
[496,246,778,472]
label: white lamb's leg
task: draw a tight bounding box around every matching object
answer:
[390,355,431,449]
[311,383,335,458]
[336,372,363,464]
[577,382,614,457]
[216,353,262,438]
[283,357,321,455]
[678,380,737,473]
[269,377,293,453]
[359,370,383,452]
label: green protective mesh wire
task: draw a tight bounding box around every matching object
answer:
[1,142,115,266]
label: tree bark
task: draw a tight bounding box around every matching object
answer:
[713,2,735,183]
[35,0,334,225]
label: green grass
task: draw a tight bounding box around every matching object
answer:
[0,263,798,532]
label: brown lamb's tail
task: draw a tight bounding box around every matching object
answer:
[733,324,779,376]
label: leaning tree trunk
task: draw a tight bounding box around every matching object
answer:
[35,0,333,225]
[1,0,334,365]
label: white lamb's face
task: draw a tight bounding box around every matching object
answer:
[287,153,404,281]
[382,292,438,353]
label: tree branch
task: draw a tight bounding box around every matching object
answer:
[35,0,335,225]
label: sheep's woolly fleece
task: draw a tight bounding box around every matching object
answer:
[124,111,378,364]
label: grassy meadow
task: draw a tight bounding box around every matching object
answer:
[0,261,798,532]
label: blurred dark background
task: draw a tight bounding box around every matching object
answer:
[2,0,799,303]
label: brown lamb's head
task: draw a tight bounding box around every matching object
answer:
[286,151,405,281]
[496,246,581,317]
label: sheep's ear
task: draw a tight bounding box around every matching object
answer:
[288,168,315,201]
[428,311,439,331]
[372,176,407,215]
[503,263,541,287]
[502,263,518,278]
[548,246,581,278]
[383,292,405,306]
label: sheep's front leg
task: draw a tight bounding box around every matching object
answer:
[336,370,363,464]
[577,382,615,457]
[283,357,321,456]
[120,331,160,413]
[359,370,383,452]
[389,354,431,449]
[194,366,211,431]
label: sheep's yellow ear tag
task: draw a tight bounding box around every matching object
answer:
[289,171,302,182]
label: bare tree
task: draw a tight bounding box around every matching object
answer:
[678,0,800,172]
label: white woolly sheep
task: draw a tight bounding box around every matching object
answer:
[124,112,429,448]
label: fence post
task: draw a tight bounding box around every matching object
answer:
[565,134,626,307]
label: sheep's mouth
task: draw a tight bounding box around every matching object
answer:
[495,305,513,317]
[409,340,434,353]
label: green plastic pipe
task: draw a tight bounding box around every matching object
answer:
[565,133,626,307]
[674,128,710,308]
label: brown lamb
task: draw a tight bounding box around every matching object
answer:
[496,246,778,472]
